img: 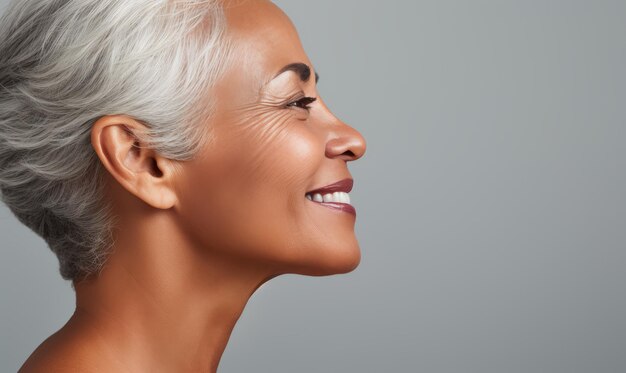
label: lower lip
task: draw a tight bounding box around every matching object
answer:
[307,199,356,216]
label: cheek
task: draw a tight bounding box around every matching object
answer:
[174,109,323,262]
[235,113,321,226]
[228,106,322,198]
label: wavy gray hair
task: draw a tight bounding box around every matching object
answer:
[0,0,233,281]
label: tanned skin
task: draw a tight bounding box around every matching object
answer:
[19,1,366,372]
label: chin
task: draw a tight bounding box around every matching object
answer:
[293,242,362,276]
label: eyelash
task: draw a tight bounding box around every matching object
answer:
[285,96,317,111]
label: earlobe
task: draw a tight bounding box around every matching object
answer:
[90,115,179,210]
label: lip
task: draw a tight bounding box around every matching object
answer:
[312,201,356,216]
[306,178,353,195]
[305,178,356,216]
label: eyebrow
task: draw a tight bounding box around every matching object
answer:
[274,62,319,84]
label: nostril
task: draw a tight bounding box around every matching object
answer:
[325,135,365,160]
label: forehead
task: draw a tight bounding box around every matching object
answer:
[220,0,311,85]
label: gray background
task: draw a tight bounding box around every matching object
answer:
[1,0,625,372]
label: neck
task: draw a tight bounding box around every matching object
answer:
[69,209,277,373]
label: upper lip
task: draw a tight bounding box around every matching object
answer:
[306,178,353,195]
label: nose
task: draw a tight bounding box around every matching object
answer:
[325,118,367,162]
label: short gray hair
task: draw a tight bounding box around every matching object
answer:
[0,0,233,281]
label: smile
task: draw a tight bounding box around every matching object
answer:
[305,191,350,204]
[304,178,356,216]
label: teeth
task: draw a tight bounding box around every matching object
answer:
[306,191,351,204]
[333,192,341,202]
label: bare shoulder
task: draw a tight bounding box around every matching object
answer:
[18,326,119,373]
[19,334,88,373]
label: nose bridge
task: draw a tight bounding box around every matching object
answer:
[320,101,366,161]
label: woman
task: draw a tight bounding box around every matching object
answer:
[0,0,366,371]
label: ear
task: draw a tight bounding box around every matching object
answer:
[90,115,179,210]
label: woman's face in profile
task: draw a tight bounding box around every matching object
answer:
[174,0,366,275]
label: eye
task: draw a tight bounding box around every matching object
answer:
[285,96,317,111]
